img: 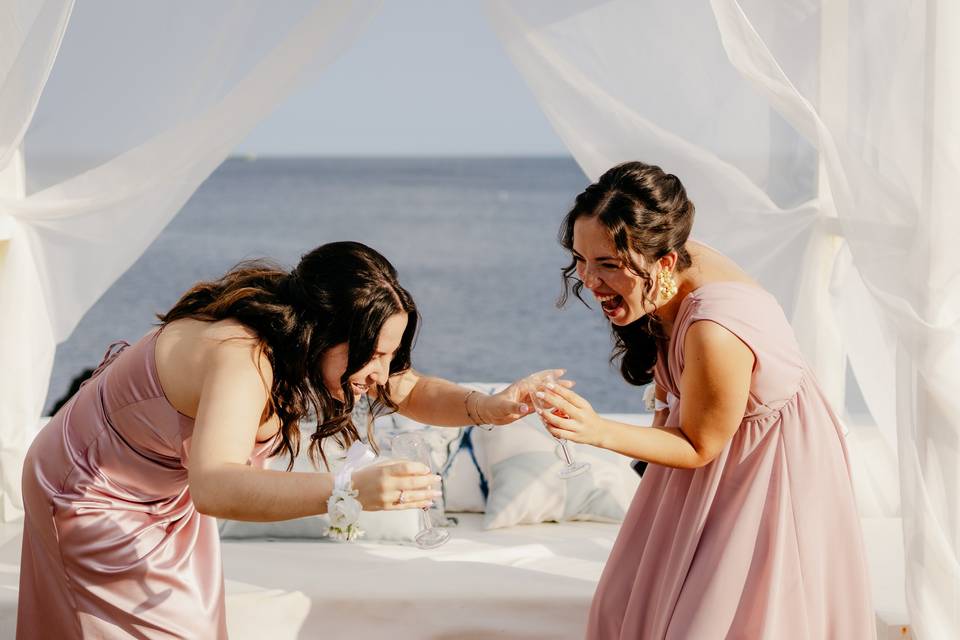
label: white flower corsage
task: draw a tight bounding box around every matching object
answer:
[326,487,364,541]
[643,384,657,412]
[643,384,671,413]
[325,441,378,542]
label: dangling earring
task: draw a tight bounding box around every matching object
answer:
[658,269,678,300]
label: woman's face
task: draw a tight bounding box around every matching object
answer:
[572,216,658,326]
[321,312,408,401]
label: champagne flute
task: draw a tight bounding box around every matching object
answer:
[524,373,591,479]
[390,432,451,549]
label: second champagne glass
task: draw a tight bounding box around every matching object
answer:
[390,432,451,549]
[524,373,591,479]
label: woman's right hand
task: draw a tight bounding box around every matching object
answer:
[350,461,441,511]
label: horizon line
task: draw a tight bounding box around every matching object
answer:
[226,152,575,161]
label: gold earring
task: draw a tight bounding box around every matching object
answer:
[658,269,678,299]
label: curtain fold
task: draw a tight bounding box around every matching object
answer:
[0,0,383,521]
[485,0,959,635]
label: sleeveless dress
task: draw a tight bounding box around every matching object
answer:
[587,282,876,639]
[18,330,273,639]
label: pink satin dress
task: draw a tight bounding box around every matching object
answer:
[18,330,271,639]
[587,282,876,639]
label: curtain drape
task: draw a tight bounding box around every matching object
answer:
[484,1,959,636]
[0,0,383,521]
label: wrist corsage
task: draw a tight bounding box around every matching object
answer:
[326,440,377,542]
[327,486,364,541]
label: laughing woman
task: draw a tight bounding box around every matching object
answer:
[536,163,875,639]
[18,241,546,639]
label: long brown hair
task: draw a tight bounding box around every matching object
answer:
[558,161,695,386]
[157,241,419,469]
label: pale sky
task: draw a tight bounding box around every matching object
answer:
[236,1,568,157]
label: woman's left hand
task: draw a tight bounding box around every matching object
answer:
[534,382,606,447]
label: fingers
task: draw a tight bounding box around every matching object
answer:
[539,380,588,410]
[535,387,577,415]
[382,488,442,511]
[503,401,533,421]
[393,473,442,491]
[385,500,434,511]
[384,461,431,476]
[499,399,532,418]
[515,400,533,415]
[538,406,577,431]
[545,370,576,389]
[546,425,577,441]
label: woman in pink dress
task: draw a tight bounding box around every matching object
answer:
[18,241,546,639]
[536,163,876,639]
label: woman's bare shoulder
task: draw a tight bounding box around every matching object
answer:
[159,319,273,379]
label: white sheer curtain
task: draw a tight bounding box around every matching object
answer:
[0,0,383,521]
[484,0,959,636]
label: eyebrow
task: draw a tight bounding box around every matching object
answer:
[572,249,619,262]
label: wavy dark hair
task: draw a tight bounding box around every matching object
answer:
[558,161,695,386]
[157,241,419,470]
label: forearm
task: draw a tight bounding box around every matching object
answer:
[190,464,335,521]
[399,375,477,427]
[599,419,706,469]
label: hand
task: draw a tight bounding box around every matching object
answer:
[479,369,574,426]
[534,381,607,448]
[350,461,441,511]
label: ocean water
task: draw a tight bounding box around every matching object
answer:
[47,157,650,415]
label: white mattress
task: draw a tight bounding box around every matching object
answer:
[220,513,616,639]
[0,514,909,639]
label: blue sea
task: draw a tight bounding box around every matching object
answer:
[48,157,649,415]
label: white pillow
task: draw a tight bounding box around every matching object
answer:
[435,382,508,513]
[471,413,641,529]
[218,427,420,542]
[441,429,487,513]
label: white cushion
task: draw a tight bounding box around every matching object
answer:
[472,412,640,529]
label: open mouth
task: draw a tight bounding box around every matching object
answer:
[596,293,625,318]
[350,382,369,396]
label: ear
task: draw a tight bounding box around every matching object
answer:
[659,251,679,272]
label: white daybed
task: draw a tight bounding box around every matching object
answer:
[0,514,908,639]
[0,413,909,639]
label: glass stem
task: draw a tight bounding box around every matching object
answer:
[558,440,574,465]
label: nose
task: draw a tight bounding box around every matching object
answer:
[581,264,602,290]
[368,358,390,385]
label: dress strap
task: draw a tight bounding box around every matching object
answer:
[81,340,131,387]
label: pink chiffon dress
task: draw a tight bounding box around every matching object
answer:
[18,330,271,639]
[587,282,876,639]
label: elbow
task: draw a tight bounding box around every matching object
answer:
[687,447,721,469]
[188,471,225,518]
[189,487,218,517]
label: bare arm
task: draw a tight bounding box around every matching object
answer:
[386,369,479,426]
[386,368,562,427]
[188,342,437,521]
[538,321,754,469]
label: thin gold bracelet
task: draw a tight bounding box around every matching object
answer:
[470,390,495,430]
[464,390,481,425]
